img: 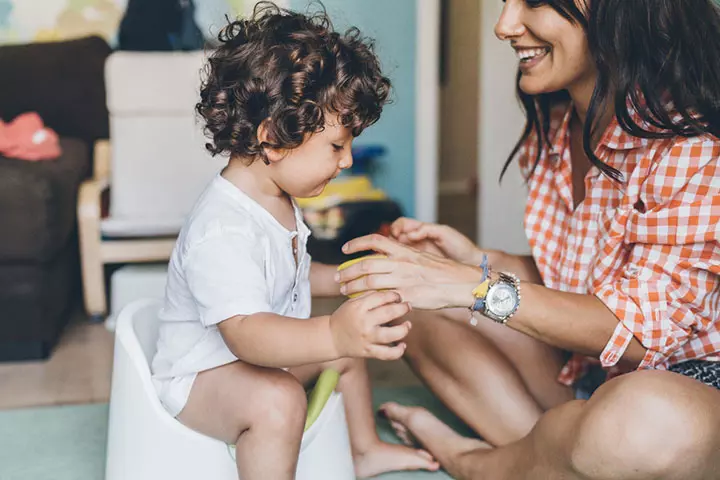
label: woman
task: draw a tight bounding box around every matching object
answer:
[337,0,720,478]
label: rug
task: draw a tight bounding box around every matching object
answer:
[0,386,476,480]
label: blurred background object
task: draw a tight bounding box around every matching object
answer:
[0,0,534,361]
[0,3,532,477]
[0,36,111,361]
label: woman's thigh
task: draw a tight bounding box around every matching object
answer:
[406,308,573,410]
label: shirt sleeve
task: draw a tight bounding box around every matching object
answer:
[594,138,720,369]
[183,231,271,327]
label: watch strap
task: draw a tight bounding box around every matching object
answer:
[481,272,521,324]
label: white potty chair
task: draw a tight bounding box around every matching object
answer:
[106,298,355,480]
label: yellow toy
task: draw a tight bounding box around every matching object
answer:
[336,254,387,298]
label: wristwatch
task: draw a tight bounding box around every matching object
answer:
[473,272,521,324]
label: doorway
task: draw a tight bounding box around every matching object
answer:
[437,0,480,241]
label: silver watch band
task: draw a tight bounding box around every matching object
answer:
[481,272,521,324]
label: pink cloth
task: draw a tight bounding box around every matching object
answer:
[0,112,61,161]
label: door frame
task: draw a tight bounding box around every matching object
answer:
[415,0,440,223]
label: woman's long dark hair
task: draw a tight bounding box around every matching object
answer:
[503,0,720,182]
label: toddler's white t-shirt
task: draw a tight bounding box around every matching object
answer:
[151,174,312,416]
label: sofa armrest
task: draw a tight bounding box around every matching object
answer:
[77,176,109,267]
[78,177,109,220]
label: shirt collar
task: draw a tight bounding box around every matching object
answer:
[548,104,573,158]
[548,103,649,184]
[215,174,311,239]
[596,110,651,151]
[550,102,649,154]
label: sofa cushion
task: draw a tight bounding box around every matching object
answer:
[0,241,78,346]
[0,138,90,262]
[0,36,111,143]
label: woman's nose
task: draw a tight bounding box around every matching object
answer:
[495,0,527,41]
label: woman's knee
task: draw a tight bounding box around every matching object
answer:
[570,370,720,478]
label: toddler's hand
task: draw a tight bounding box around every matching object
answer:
[329,291,411,361]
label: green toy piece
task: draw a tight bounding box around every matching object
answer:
[304,369,340,432]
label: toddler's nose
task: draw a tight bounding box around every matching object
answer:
[339,151,353,170]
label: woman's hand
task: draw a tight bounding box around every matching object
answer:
[390,217,484,265]
[336,234,484,310]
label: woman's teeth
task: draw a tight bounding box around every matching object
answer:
[517,47,550,62]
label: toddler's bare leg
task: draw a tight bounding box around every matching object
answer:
[178,361,307,480]
[292,358,439,478]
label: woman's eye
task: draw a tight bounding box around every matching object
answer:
[332,144,344,151]
[502,0,546,7]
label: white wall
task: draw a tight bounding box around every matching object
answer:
[415,0,440,222]
[477,1,530,254]
[292,0,434,220]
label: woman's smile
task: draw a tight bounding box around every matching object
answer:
[514,45,551,72]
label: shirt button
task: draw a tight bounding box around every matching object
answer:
[293,292,298,303]
[625,265,640,277]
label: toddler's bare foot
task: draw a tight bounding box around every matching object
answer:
[353,441,440,478]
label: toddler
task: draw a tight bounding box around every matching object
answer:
[151,3,439,479]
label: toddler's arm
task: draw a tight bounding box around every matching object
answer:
[218,291,411,368]
[310,262,342,297]
[218,313,335,367]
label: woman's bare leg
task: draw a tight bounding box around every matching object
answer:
[380,370,720,480]
[177,362,307,480]
[468,308,574,409]
[396,309,573,445]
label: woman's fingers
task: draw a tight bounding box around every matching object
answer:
[390,217,424,238]
[342,273,403,297]
[395,233,411,245]
[405,224,442,242]
[343,234,410,257]
[337,256,394,283]
[354,290,402,310]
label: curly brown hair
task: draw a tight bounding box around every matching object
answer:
[197,1,391,162]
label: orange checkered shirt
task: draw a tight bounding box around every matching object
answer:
[520,103,720,385]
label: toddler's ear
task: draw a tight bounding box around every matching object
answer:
[257,120,285,164]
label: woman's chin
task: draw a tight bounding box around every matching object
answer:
[519,77,560,97]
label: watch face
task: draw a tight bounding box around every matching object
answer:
[487,284,519,317]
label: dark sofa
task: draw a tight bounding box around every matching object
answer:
[0,36,111,361]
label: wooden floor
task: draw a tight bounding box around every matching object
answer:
[0,194,475,411]
[0,313,114,410]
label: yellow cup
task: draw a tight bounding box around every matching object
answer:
[337,254,387,298]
